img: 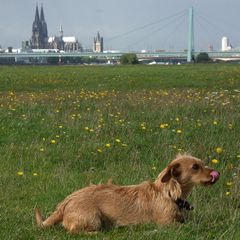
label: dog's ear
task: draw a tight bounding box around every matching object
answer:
[161,163,181,183]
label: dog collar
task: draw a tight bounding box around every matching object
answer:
[175,198,193,210]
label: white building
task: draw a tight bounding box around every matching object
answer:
[221,37,232,51]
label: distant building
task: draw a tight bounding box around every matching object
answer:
[48,25,82,52]
[30,4,48,49]
[221,37,232,51]
[208,44,213,52]
[93,32,103,52]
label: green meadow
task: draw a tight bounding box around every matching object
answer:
[0,64,240,239]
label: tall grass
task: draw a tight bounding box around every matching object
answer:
[0,64,239,239]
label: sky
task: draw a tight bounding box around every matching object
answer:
[0,0,239,51]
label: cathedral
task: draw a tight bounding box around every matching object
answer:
[30,4,82,52]
[31,4,48,49]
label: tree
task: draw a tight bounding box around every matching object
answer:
[196,52,211,63]
[120,53,139,64]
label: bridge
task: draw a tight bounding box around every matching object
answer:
[1,50,240,62]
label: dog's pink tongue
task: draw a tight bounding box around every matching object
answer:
[210,171,220,182]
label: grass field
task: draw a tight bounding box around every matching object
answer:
[0,64,240,239]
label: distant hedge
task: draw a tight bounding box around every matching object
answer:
[196,52,212,63]
[120,53,139,64]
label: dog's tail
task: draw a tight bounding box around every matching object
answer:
[35,207,63,228]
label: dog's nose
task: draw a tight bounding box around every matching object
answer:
[210,171,220,182]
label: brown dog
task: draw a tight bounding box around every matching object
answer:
[35,154,220,233]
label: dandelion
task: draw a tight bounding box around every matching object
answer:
[51,139,56,144]
[105,143,111,148]
[152,166,157,171]
[84,127,89,131]
[211,159,219,164]
[225,191,231,196]
[122,143,128,147]
[176,129,182,134]
[213,121,218,125]
[33,173,38,176]
[215,147,223,154]
[115,139,121,143]
[160,123,169,129]
[59,125,63,129]
[226,182,233,186]
[40,148,44,152]
[175,117,180,122]
[17,171,24,176]
[97,148,102,153]
[56,135,60,138]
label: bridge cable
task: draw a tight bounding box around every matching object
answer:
[127,11,187,49]
[106,9,188,42]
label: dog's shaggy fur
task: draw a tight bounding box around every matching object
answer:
[35,154,219,233]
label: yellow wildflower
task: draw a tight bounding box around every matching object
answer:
[160,123,169,129]
[97,148,102,153]
[33,173,38,176]
[105,143,111,148]
[17,171,24,176]
[215,147,223,154]
[225,191,231,196]
[115,139,121,143]
[51,139,56,144]
[211,159,219,164]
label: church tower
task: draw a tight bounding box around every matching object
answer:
[31,3,48,49]
[93,32,103,52]
[40,4,48,48]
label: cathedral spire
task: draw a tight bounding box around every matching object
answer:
[34,4,40,22]
[40,4,45,21]
[60,25,63,37]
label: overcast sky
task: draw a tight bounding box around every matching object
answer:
[0,0,239,51]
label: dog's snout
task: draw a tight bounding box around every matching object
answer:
[210,170,220,182]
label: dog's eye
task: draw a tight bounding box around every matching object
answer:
[192,164,200,170]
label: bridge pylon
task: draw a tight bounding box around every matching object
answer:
[187,7,194,62]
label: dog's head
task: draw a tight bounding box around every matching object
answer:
[161,154,220,187]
